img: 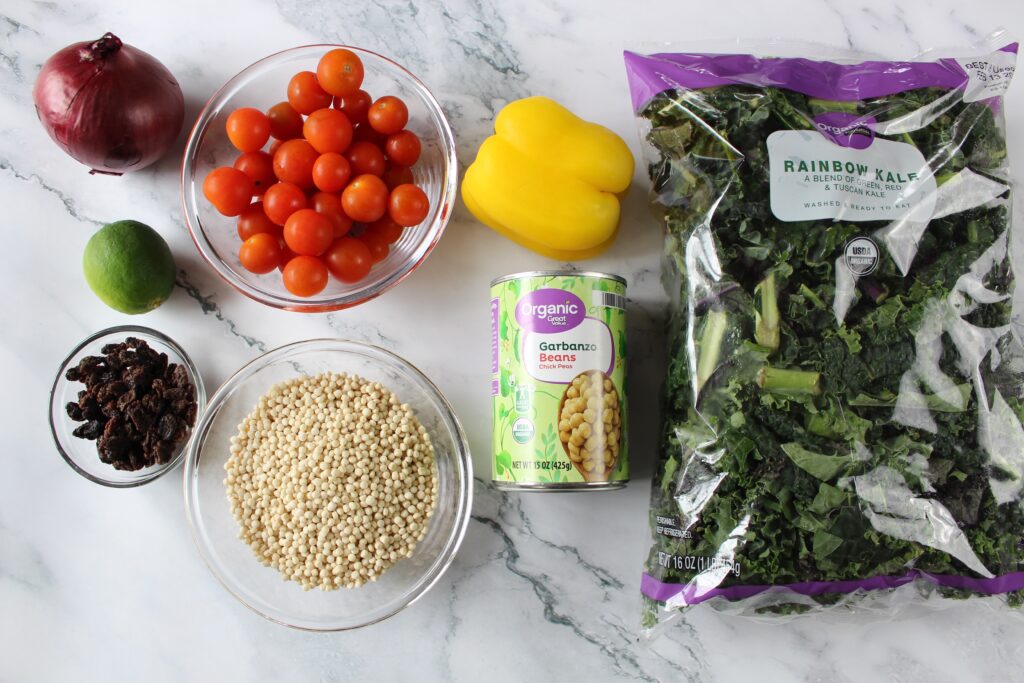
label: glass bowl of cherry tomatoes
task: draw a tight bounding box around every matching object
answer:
[182,45,457,312]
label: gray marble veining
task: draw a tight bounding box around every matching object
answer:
[3,0,1024,680]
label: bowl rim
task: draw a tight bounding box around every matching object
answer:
[180,44,458,313]
[183,338,473,631]
[48,324,207,488]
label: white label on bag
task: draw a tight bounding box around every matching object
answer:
[956,50,1017,103]
[767,130,937,223]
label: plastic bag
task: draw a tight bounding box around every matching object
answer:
[625,36,1023,633]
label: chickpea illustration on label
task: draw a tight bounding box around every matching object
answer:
[491,271,628,491]
[558,370,622,481]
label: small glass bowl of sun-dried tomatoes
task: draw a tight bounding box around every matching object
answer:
[182,45,457,312]
[49,326,206,488]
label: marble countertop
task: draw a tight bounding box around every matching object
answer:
[3,0,1024,680]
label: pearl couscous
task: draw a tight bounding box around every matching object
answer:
[225,372,437,591]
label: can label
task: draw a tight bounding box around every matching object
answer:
[491,273,628,487]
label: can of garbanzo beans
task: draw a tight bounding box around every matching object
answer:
[490,271,628,491]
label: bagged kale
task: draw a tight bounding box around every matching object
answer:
[625,40,1023,631]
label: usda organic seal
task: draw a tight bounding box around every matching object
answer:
[511,418,535,444]
[844,236,879,276]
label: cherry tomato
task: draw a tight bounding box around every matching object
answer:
[310,191,353,237]
[203,167,254,216]
[382,165,414,190]
[266,101,304,140]
[387,183,430,226]
[277,240,299,272]
[237,201,281,240]
[311,152,352,193]
[344,140,386,177]
[233,151,276,195]
[287,71,332,115]
[367,215,403,244]
[272,139,319,188]
[226,108,271,153]
[341,174,389,223]
[352,122,386,147]
[384,130,421,167]
[333,89,371,126]
[239,233,282,274]
[358,229,390,263]
[324,237,373,282]
[262,181,307,225]
[303,108,353,154]
[283,208,334,256]
[269,139,283,156]
[367,96,409,135]
[316,49,364,97]
[282,255,329,297]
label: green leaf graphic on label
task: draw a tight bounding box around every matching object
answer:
[495,451,512,477]
[500,366,511,397]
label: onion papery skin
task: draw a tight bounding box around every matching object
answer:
[32,33,185,175]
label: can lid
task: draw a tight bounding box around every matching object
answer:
[489,271,628,287]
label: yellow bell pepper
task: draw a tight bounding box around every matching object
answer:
[461,96,634,260]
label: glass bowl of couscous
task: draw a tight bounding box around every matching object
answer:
[183,339,471,630]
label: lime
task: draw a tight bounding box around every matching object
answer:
[83,220,176,314]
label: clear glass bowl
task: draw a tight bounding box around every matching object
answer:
[49,326,207,488]
[184,339,472,630]
[181,45,458,312]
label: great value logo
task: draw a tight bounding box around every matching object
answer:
[515,288,585,332]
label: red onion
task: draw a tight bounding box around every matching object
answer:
[32,33,185,175]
